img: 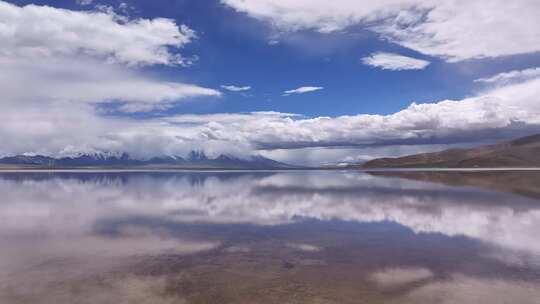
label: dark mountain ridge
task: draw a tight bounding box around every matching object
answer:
[362,133,540,168]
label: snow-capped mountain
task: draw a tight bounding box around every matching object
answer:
[0,151,294,169]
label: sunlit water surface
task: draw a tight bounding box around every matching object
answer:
[1,171,540,304]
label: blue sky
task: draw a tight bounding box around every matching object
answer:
[1,0,540,164]
[9,0,538,117]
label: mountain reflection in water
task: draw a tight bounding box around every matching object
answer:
[1,171,540,303]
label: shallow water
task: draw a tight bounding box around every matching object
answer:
[1,170,540,303]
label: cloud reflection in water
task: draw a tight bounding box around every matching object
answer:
[1,171,540,303]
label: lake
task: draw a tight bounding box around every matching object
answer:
[1,170,540,303]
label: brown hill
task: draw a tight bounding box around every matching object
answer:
[362,133,540,168]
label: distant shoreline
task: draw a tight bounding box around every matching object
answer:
[1,167,540,173]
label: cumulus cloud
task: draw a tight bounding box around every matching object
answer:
[0,1,223,157]
[221,85,252,92]
[0,1,219,114]
[284,86,324,95]
[0,1,196,66]
[475,67,540,84]
[362,52,430,70]
[222,0,540,62]
[0,102,247,159]
[374,1,540,62]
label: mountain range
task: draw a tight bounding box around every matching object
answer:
[362,133,540,168]
[0,151,293,169]
[4,133,540,170]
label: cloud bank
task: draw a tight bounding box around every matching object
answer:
[1,74,539,160]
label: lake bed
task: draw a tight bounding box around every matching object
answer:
[1,171,540,303]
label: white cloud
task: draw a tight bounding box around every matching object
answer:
[284,86,324,95]
[76,0,93,5]
[1,1,539,162]
[221,85,252,92]
[475,67,540,84]
[375,1,540,62]
[221,0,417,33]
[160,77,540,155]
[1,77,539,160]
[0,1,223,157]
[0,1,196,66]
[222,0,540,62]
[165,111,300,124]
[362,52,430,70]
[0,1,219,114]
[118,2,132,14]
[259,144,466,166]
[0,57,220,111]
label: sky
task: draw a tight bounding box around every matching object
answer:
[1,0,540,165]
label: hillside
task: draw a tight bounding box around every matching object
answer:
[362,133,540,168]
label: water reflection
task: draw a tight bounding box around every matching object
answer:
[1,171,540,303]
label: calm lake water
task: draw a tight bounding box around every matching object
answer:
[1,170,540,303]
